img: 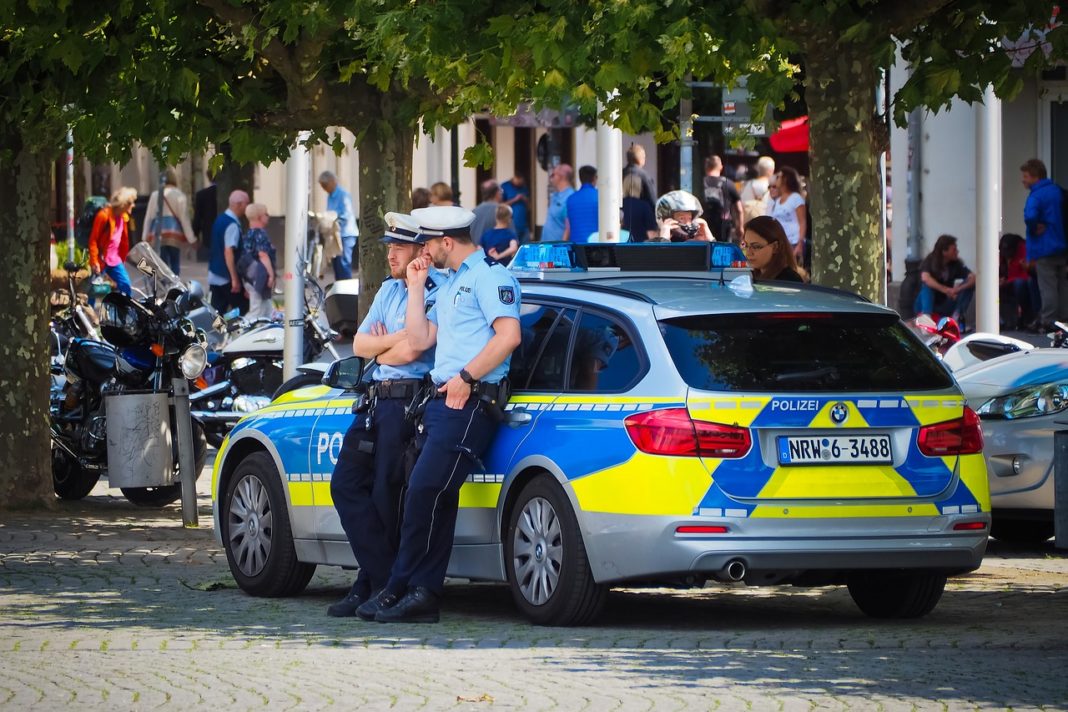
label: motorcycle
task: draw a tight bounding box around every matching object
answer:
[190,255,340,447]
[50,243,210,506]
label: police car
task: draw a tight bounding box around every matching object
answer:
[212,242,989,625]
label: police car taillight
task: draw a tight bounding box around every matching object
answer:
[917,406,984,456]
[624,408,751,459]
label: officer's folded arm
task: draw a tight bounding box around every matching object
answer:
[375,338,427,366]
[352,329,407,359]
[460,317,522,381]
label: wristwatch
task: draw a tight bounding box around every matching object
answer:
[459,368,477,386]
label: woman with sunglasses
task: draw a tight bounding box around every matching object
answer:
[741,215,804,282]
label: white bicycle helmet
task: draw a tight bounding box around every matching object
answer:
[655,190,703,221]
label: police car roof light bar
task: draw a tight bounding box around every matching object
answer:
[509,242,748,275]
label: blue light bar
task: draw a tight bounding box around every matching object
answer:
[509,241,749,273]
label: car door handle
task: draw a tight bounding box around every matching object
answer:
[504,407,532,427]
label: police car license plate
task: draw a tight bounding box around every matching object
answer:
[777,434,892,465]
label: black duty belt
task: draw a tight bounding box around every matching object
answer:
[430,380,505,403]
[370,379,423,400]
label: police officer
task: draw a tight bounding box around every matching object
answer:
[356,205,522,623]
[326,212,442,617]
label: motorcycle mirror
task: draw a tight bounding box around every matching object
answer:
[136,258,155,277]
[322,356,366,391]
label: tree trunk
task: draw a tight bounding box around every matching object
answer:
[353,113,414,324]
[803,38,884,303]
[214,142,256,215]
[0,134,59,509]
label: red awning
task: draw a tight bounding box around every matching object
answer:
[769,116,809,153]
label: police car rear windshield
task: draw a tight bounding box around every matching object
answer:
[660,312,954,393]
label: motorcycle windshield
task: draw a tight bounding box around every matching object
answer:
[125,243,185,301]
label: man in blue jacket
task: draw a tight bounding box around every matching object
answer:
[1021,158,1067,330]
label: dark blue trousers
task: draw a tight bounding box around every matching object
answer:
[386,397,497,597]
[330,397,414,596]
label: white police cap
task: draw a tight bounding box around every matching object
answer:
[380,211,422,245]
[411,205,476,239]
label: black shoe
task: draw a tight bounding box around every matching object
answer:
[375,586,440,623]
[356,589,398,621]
[327,581,370,618]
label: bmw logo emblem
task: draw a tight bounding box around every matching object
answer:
[830,403,848,424]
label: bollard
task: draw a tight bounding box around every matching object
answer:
[1055,430,1068,550]
[173,377,199,527]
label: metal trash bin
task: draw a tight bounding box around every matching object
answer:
[105,391,173,488]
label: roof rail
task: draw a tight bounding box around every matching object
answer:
[515,277,656,304]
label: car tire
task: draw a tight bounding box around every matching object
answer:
[847,571,947,619]
[222,451,315,597]
[991,519,1054,546]
[505,476,607,626]
[271,372,323,401]
[121,423,207,508]
[52,447,101,500]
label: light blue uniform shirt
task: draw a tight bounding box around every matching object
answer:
[429,251,521,385]
[358,272,442,381]
[326,186,359,239]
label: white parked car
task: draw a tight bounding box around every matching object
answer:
[955,348,1068,544]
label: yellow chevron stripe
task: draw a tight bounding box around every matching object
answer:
[904,396,964,425]
[958,453,990,510]
[288,482,315,506]
[570,452,711,515]
[756,464,918,499]
[808,400,870,429]
[687,396,772,428]
[459,482,503,508]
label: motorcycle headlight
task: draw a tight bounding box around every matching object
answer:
[179,343,208,380]
[977,382,1068,420]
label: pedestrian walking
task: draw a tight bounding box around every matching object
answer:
[192,167,217,260]
[318,171,360,279]
[565,165,599,243]
[207,190,249,315]
[740,156,775,226]
[769,167,806,263]
[327,212,442,618]
[541,164,574,242]
[621,173,658,242]
[429,182,455,207]
[356,205,521,624]
[470,179,502,245]
[236,203,276,319]
[701,155,743,242]
[87,187,137,298]
[501,174,531,243]
[622,143,656,211]
[1020,158,1068,330]
[142,167,196,275]
[482,204,519,264]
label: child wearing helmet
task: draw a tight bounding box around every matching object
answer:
[655,191,715,242]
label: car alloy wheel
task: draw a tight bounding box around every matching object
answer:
[512,496,564,605]
[222,451,315,596]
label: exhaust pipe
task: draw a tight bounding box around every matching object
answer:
[713,558,747,583]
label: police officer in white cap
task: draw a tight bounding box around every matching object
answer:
[356,205,522,623]
[327,212,443,617]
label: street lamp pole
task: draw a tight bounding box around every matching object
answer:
[283,132,311,381]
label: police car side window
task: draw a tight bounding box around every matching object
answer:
[510,304,575,391]
[567,312,639,392]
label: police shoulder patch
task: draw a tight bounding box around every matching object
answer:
[498,286,516,305]
[484,256,498,266]
[424,275,436,291]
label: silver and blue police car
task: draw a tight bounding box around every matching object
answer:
[212,242,990,625]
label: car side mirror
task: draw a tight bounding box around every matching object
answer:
[322,356,366,391]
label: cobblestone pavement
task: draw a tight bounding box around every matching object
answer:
[2,466,1067,711]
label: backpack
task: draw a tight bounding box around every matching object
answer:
[74,196,108,248]
[702,176,732,241]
